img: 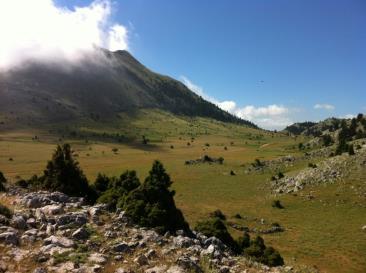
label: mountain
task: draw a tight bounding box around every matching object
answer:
[0,49,256,131]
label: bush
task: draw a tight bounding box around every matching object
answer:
[195,217,238,252]
[308,163,317,168]
[335,139,349,155]
[263,247,284,266]
[252,159,264,168]
[348,144,355,155]
[122,161,189,233]
[237,232,250,249]
[97,170,140,210]
[93,174,112,196]
[0,203,12,218]
[277,172,284,179]
[15,179,29,189]
[0,171,6,191]
[209,209,226,220]
[244,236,284,266]
[321,134,333,147]
[272,200,284,209]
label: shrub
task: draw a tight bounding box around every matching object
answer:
[233,213,242,219]
[0,203,12,218]
[348,144,355,155]
[277,172,284,179]
[263,247,284,266]
[252,159,264,168]
[0,171,6,191]
[308,163,317,168]
[272,200,284,209]
[15,179,29,189]
[335,139,349,155]
[244,236,284,266]
[195,217,238,252]
[209,209,226,220]
[122,161,189,233]
[321,134,333,147]
[97,171,140,210]
[237,232,250,250]
[93,174,112,196]
[298,143,304,150]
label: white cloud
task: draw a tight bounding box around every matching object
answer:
[314,103,335,110]
[341,114,356,119]
[180,75,292,130]
[0,0,129,69]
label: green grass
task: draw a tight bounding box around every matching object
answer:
[0,110,365,272]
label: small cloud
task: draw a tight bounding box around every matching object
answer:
[341,114,356,119]
[180,75,293,130]
[314,104,335,110]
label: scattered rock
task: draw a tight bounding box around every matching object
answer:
[0,231,19,245]
[72,226,89,240]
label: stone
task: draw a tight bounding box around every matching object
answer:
[146,249,157,259]
[72,227,89,240]
[56,212,87,227]
[41,204,64,215]
[145,266,167,273]
[362,225,366,231]
[26,218,37,228]
[115,268,128,273]
[176,256,202,273]
[10,215,27,230]
[173,235,195,248]
[44,235,75,248]
[166,266,185,273]
[0,215,9,226]
[134,254,149,266]
[0,231,19,245]
[33,268,48,273]
[219,266,230,273]
[88,253,107,265]
[112,242,131,253]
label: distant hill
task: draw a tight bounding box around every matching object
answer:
[284,115,366,138]
[0,49,256,131]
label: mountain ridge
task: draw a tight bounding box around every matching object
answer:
[0,49,257,131]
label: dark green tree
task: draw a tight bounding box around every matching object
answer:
[122,161,189,233]
[40,144,90,199]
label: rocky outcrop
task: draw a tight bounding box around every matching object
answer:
[0,190,312,273]
[272,146,366,194]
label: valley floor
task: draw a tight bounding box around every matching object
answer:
[0,127,365,273]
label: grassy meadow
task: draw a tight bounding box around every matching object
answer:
[0,110,365,273]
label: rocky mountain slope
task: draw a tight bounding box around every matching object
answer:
[0,189,300,273]
[0,49,255,131]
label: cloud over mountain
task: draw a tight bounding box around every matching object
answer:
[0,0,128,70]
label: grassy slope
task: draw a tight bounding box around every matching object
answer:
[0,109,365,273]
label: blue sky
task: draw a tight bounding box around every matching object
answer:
[57,0,366,129]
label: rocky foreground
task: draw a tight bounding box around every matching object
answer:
[0,190,303,273]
